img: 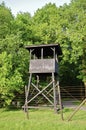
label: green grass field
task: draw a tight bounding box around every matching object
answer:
[0,108,86,130]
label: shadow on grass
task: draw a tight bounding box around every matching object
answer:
[0,106,21,112]
[0,106,43,113]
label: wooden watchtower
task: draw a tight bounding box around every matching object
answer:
[23,44,62,118]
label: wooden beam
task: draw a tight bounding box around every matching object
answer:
[24,73,32,119]
[27,81,54,104]
[30,49,34,60]
[68,98,86,121]
[52,73,57,113]
[36,89,54,104]
[37,75,39,88]
[41,48,43,59]
[58,84,64,120]
[22,105,54,109]
[45,90,54,99]
[27,73,32,94]
[24,85,29,119]
[51,47,55,58]
[31,83,54,105]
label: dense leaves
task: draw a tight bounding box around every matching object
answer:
[0,0,86,106]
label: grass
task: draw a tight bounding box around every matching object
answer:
[0,108,86,130]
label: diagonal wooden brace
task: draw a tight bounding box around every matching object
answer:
[27,81,54,105]
[31,83,54,105]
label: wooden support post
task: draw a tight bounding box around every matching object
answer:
[41,48,43,59]
[25,85,29,119]
[37,75,39,88]
[30,49,34,60]
[25,73,32,119]
[68,98,86,121]
[51,47,55,59]
[24,85,27,112]
[27,73,32,96]
[30,50,31,60]
[58,83,64,120]
[52,73,57,113]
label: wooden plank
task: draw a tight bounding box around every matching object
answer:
[41,48,43,59]
[27,81,54,104]
[25,86,29,119]
[31,83,54,105]
[36,89,54,104]
[44,90,54,99]
[58,84,64,120]
[22,105,54,109]
[25,73,32,119]
[29,59,58,73]
[68,98,86,121]
[27,73,32,98]
[52,73,57,113]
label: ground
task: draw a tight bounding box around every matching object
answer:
[0,102,86,130]
[63,99,86,110]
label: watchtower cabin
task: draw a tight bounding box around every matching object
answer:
[23,44,62,117]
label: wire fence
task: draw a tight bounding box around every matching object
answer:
[0,86,85,108]
[61,86,85,100]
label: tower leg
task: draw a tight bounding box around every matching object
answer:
[25,73,32,119]
[25,85,29,119]
[58,83,64,120]
[52,73,57,113]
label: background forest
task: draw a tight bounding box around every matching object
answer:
[0,0,86,107]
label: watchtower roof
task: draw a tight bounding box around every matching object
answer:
[25,44,62,57]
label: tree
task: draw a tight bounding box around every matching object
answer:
[0,0,86,106]
[0,2,14,39]
[14,12,33,44]
[57,0,86,93]
[32,3,60,44]
[0,3,29,106]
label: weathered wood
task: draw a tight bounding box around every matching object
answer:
[51,47,55,58]
[25,85,27,104]
[25,73,32,119]
[22,105,53,109]
[24,86,29,119]
[29,59,58,73]
[58,84,64,120]
[37,75,39,88]
[25,44,62,57]
[41,48,43,59]
[23,44,62,118]
[68,98,86,121]
[36,89,54,104]
[46,82,58,95]
[31,83,54,105]
[23,86,27,112]
[27,73,32,96]
[52,73,57,113]
[47,87,53,94]
[61,87,79,100]
[45,90,54,99]
[27,81,54,104]
[30,49,34,60]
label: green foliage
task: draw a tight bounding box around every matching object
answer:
[33,3,60,44]
[0,3,14,38]
[15,12,33,43]
[0,4,29,106]
[0,0,86,106]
